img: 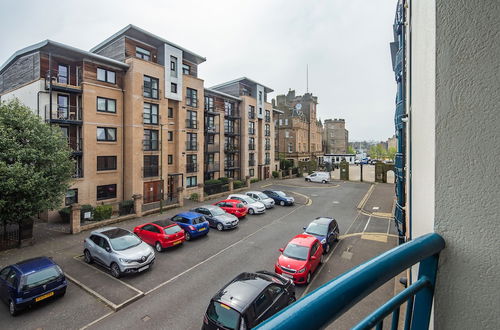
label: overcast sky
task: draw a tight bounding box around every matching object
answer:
[0,0,396,141]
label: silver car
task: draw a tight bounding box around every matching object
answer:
[83,227,155,278]
[246,191,275,209]
[228,194,266,215]
[191,205,239,231]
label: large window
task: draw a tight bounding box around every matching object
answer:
[143,76,159,99]
[205,96,214,112]
[186,88,198,107]
[265,124,271,136]
[143,103,159,125]
[97,156,117,171]
[186,133,198,151]
[97,68,116,84]
[97,184,117,200]
[186,154,197,172]
[186,176,197,188]
[249,137,255,150]
[186,110,197,129]
[248,121,255,135]
[265,110,271,122]
[182,64,191,75]
[136,46,151,61]
[97,97,116,113]
[224,101,235,116]
[97,127,117,141]
[65,189,78,206]
[143,129,159,151]
[143,155,159,177]
[248,105,255,119]
[58,64,68,84]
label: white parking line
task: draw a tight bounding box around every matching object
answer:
[79,311,114,330]
[363,217,371,233]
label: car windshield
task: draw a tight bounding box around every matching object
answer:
[207,301,240,330]
[276,191,286,197]
[283,243,309,261]
[256,192,268,199]
[305,223,328,236]
[24,266,62,289]
[109,233,142,251]
[164,225,182,235]
[211,207,226,216]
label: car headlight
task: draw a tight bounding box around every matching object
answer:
[321,239,326,244]
[297,267,306,273]
[119,258,132,263]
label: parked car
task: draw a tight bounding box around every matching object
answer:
[245,191,275,209]
[262,190,295,206]
[275,234,324,285]
[304,171,330,183]
[191,205,239,231]
[213,199,248,218]
[228,193,266,215]
[354,159,361,165]
[303,217,340,254]
[170,212,210,241]
[134,220,185,252]
[203,270,295,329]
[0,257,67,316]
[83,227,155,278]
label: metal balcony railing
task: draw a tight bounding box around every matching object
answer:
[264,130,271,137]
[225,110,240,118]
[224,160,237,168]
[248,128,255,135]
[265,115,271,122]
[225,126,238,135]
[186,141,198,151]
[256,233,445,330]
[185,119,198,129]
[224,143,239,152]
[205,124,219,133]
[206,143,220,153]
[72,166,83,178]
[45,105,82,122]
[142,165,160,178]
[186,163,198,173]
[205,162,220,172]
[142,85,160,99]
[68,137,83,152]
[45,69,82,91]
[143,139,159,151]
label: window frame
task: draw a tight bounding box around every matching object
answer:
[143,129,159,151]
[97,127,117,142]
[186,88,198,107]
[143,155,159,177]
[136,46,151,61]
[97,68,116,84]
[97,156,117,171]
[143,75,159,99]
[143,102,159,125]
[182,63,191,75]
[97,97,117,113]
[96,184,117,201]
[171,83,177,93]
[186,176,197,188]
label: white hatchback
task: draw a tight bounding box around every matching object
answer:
[245,191,275,209]
[227,194,266,215]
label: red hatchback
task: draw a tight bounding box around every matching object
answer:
[275,234,324,285]
[134,219,185,252]
[213,199,248,218]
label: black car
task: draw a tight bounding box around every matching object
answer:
[262,190,295,206]
[203,270,295,329]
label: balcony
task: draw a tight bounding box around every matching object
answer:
[68,137,82,154]
[72,165,83,178]
[224,143,239,153]
[45,69,82,93]
[248,128,255,135]
[205,162,220,172]
[248,143,255,151]
[206,143,220,153]
[185,97,198,108]
[255,233,445,330]
[143,165,160,178]
[225,110,240,118]
[205,105,218,115]
[248,159,256,166]
[186,119,198,129]
[205,124,219,134]
[45,105,82,124]
[143,139,159,151]
[248,111,256,119]
[186,141,198,151]
[224,160,239,169]
[186,163,198,173]
[225,126,239,136]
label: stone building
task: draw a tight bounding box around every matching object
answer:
[323,118,349,154]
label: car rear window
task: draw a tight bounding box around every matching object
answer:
[236,203,244,208]
[164,225,182,235]
[24,266,62,289]
[207,301,241,329]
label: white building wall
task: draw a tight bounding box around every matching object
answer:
[164,44,183,101]
[0,79,46,117]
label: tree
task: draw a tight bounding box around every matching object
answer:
[0,99,74,226]
[347,146,356,154]
[387,146,397,160]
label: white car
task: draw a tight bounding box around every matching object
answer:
[245,191,275,209]
[227,194,266,215]
[305,171,331,183]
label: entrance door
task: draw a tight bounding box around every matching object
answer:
[264,166,270,179]
[167,176,179,202]
[143,180,163,204]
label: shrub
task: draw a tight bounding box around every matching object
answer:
[250,178,260,184]
[218,177,230,184]
[190,193,199,201]
[233,180,245,189]
[205,179,221,185]
[58,207,70,222]
[80,204,94,221]
[94,205,113,221]
[119,200,134,215]
[272,171,279,178]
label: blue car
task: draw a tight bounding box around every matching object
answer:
[171,212,210,241]
[303,217,340,254]
[0,257,67,316]
[262,190,295,206]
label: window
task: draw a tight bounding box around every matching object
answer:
[58,64,68,84]
[265,152,271,164]
[168,154,173,165]
[168,107,174,118]
[168,131,173,141]
[143,129,159,150]
[285,118,289,125]
[57,94,69,119]
[97,68,116,84]
[143,76,159,99]
[186,132,197,150]
[265,110,271,122]
[97,97,116,113]
[187,176,197,188]
[205,96,214,112]
[254,292,272,316]
[266,285,283,300]
[259,107,263,115]
[182,64,191,75]
[65,189,78,206]
[249,137,255,150]
[186,88,198,107]
[265,124,271,136]
[288,143,293,153]
[143,155,159,177]
[97,184,117,200]
[186,110,197,128]
[143,103,159,125]
[97,156,117,171]
[170,56,177,76]
[258,91,263,103]
[136,46,151,60]
[224,101,235,116]
[97,127,117,141]
[186,155,197,172]
[248,105,255,119]
[206,134,215,144]
[171,83,177,93]
[248,121,255,135]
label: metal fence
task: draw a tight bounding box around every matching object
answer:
[204,183,230,196]
[0,219,34,251]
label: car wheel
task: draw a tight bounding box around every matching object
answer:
[9,300,17,316]
[322,180,327,184]
[324,244,330,254]
[185,232,191,241]
[306,272,311,284]
[155,241,164,252]
[320,254,325,264]
[248,208,255,215]
[110,263,121,278]
[280,201,285,206]
[216,223,224,231]
[306,178,310,182]
[84,249,93,264]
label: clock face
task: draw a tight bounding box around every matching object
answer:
[295,103,302,110]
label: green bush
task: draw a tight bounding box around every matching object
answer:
[204,179,221,185]
[250,178,260,184]
[218,177,230,184]
[233,180,245,189]
[119,200,134,215]
[280,159,293,170]
[190,193,199,201]
[272,171,279,178]
[80,204,94,221]
[58,207,70,222]
[94,205,113,221]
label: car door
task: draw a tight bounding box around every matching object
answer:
[310,242,321,272]
[265,284,288,318]
[89,235,105,264]
[252,290,274,325]
[99,237,113,267]
[138,224,154,244]
[0,267,12,303]
[172,215,187,230]
[199,208,215,226]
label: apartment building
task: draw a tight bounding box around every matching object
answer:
[323,118,349,154]
[211,77,278,179]
[274,89,323,166]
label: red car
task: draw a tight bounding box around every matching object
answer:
[213,199,248,218]
[275,234,324,285]
[134,219,185,252]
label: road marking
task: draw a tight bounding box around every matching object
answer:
[339,232,400,239]
[357,184,375,209]
[288,191,312,206]
[372,206,380,210]
[79,311,115,330]
[261,184,272,188]
[332,201,340,204]
[361,234,388,243]
[66,273,119,310]
[263,183,340,189]
[362,217,371,233]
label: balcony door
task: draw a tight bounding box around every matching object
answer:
[57,94,69,119]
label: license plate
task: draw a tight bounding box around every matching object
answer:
[282,273,293,279]
[199,227,206,231]
[35,291,54,302]
[173,240,181,245]
[138,265,149,272]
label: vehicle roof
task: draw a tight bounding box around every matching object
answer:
[228,194,248,198]
[174,211,203,219]
[213,272,278,312]
[218,199,243,204]
[289,234,318,247]
[152,219,177,228]
[100,227,132,239]
[246,191,266,195]
[11,257,56,274]
[312,217,335,225]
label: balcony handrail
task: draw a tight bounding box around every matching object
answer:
[256,233,445,330]
[45,104,82,121]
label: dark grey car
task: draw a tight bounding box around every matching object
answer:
[191,205,239,231]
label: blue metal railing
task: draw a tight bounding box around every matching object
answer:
[256,233,445,330]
